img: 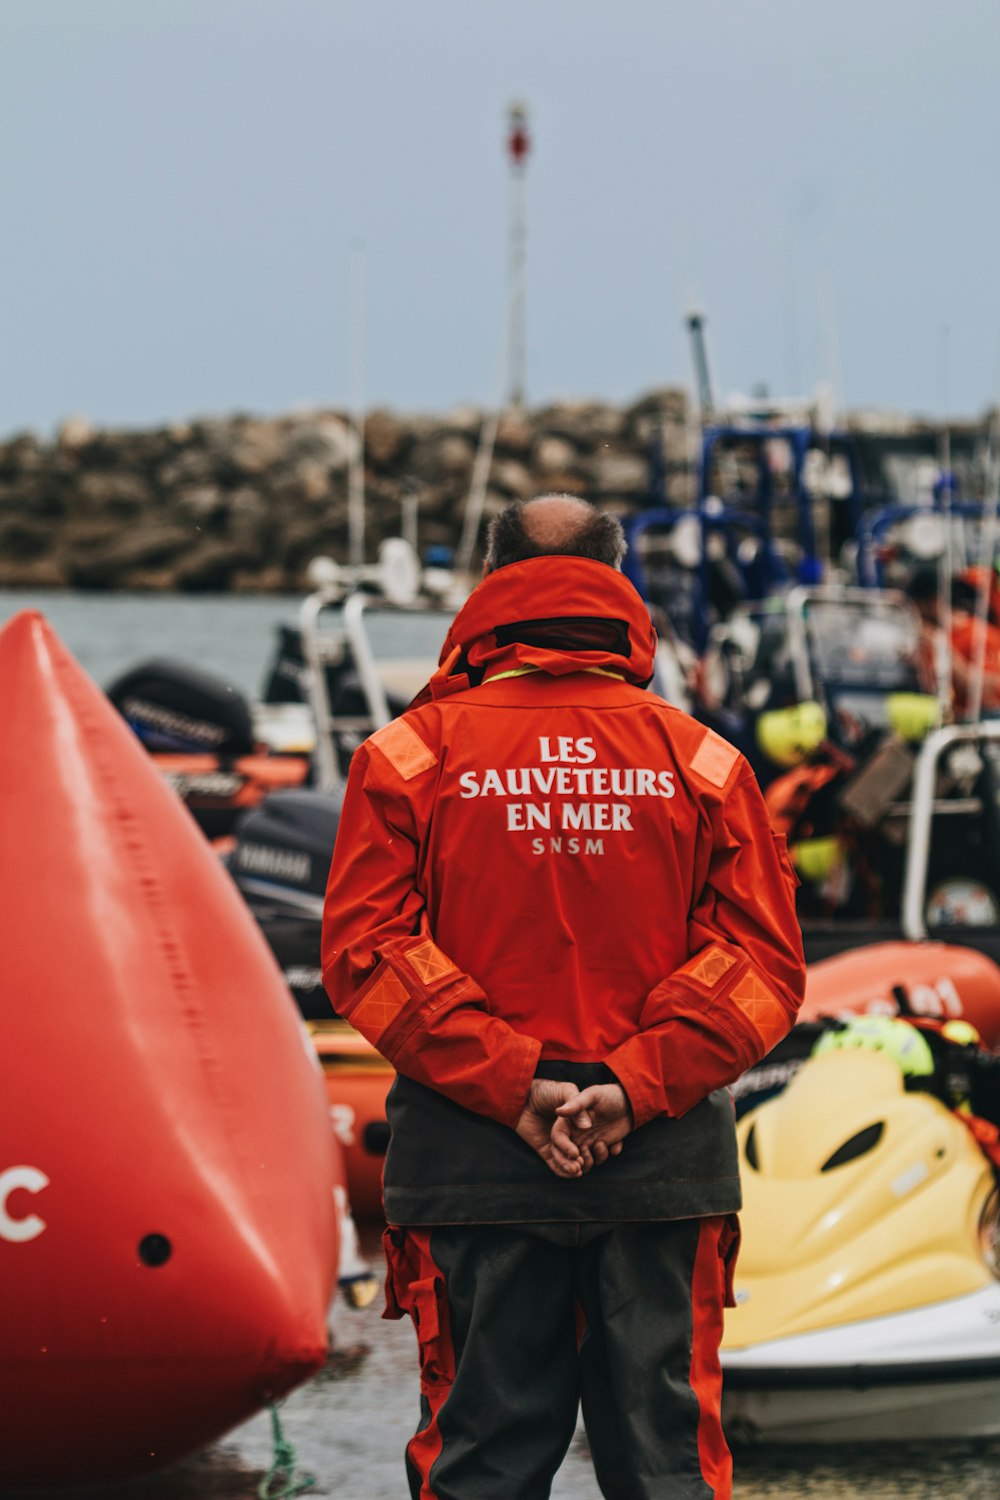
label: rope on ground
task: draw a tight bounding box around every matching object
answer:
[258,1400,316,1500]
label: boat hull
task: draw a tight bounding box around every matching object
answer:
[723,1289,1000,1444]
[724,1368,1000,1444]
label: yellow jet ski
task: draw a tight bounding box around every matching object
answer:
[722,1026,1000,1443]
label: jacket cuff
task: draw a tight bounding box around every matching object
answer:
[497,1034,544,1129]
[602,1038,667,1128]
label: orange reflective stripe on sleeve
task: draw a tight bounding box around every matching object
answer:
[730,972,789,1051]
[405,938,459,986]
[370,719,438,781]
[678,946,736,988]
[350,967,410,1042]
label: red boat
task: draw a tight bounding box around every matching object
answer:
[0,611,342,1490]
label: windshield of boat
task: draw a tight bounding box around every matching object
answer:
[803,597,920,689]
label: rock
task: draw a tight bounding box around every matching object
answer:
[491,459,533,499]
[65,523,193,588]
[173,484,227,526]
[116,566,185,592]
[364,409,407,469]
[533,435,581,474]
[56,415,96,450]
[0,479,50,515]
[624,389,691,450]
[407,433,475,486]
[533,471,588,497]
[281,519,343,572]
[0,432,44,476]
[230,563,288,593]
[76,472,155,514]
[222,422,286,476]
[439,405,483,436]
[227,488,272,560]
[535,401,625,448]
[495,411,535,456]
[0,516,52,559]
[586,448,651,496]
[158,449,216,489]
[173,540,250,592]
[286,415,359,471]
[0,396,697,591]
[0,553,68,587]
[269,459,334,507]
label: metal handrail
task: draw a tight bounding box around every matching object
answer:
[299,586,454,792]
[342,593,393,733]
[902,720,1000,940]
[299,585,350,792]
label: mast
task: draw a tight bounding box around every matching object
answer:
[935,325,955,723]
[347,242,366,571]
[506,100,531,408]
[456,102,531,576]
[685,310,715,424]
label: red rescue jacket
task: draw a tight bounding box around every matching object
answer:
[322,558,806,1223]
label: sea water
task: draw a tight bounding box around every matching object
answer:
[0,588,305,698]
[3,588,1000,1499]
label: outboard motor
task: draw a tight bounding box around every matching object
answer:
[107,659,310,840]
[107,657,256,757]
[260,623,313,706]
[227,788,342,1019]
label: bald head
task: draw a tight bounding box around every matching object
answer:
[484,494,627,573]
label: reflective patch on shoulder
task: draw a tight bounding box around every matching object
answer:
[370,719,438,780]
[690,729,739,788]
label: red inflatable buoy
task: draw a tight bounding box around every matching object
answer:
[0,611,342,1489]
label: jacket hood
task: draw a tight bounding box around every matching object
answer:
[412,556,658,706]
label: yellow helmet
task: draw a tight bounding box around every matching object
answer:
[886,692,940,743]
[755,700,827,767]
[812,1015,934,1078]
[790,835,842,883]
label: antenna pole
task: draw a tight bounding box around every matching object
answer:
[506,101,531,409]
[456,104,530,575]
[347,242,366,571]
[685,310,715,422]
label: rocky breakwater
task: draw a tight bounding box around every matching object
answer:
[0,389,692,592]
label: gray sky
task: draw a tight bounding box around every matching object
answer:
[2,0,998,437]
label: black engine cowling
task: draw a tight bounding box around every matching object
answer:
[227,788,343,1019]
[107,657,256,758]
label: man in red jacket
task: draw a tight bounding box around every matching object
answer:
[322,495,805,1500]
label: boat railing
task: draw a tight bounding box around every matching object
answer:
[902,720,1000,941]
[298,542,463,791]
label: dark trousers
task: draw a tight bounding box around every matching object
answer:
[382,1217,738,1500]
